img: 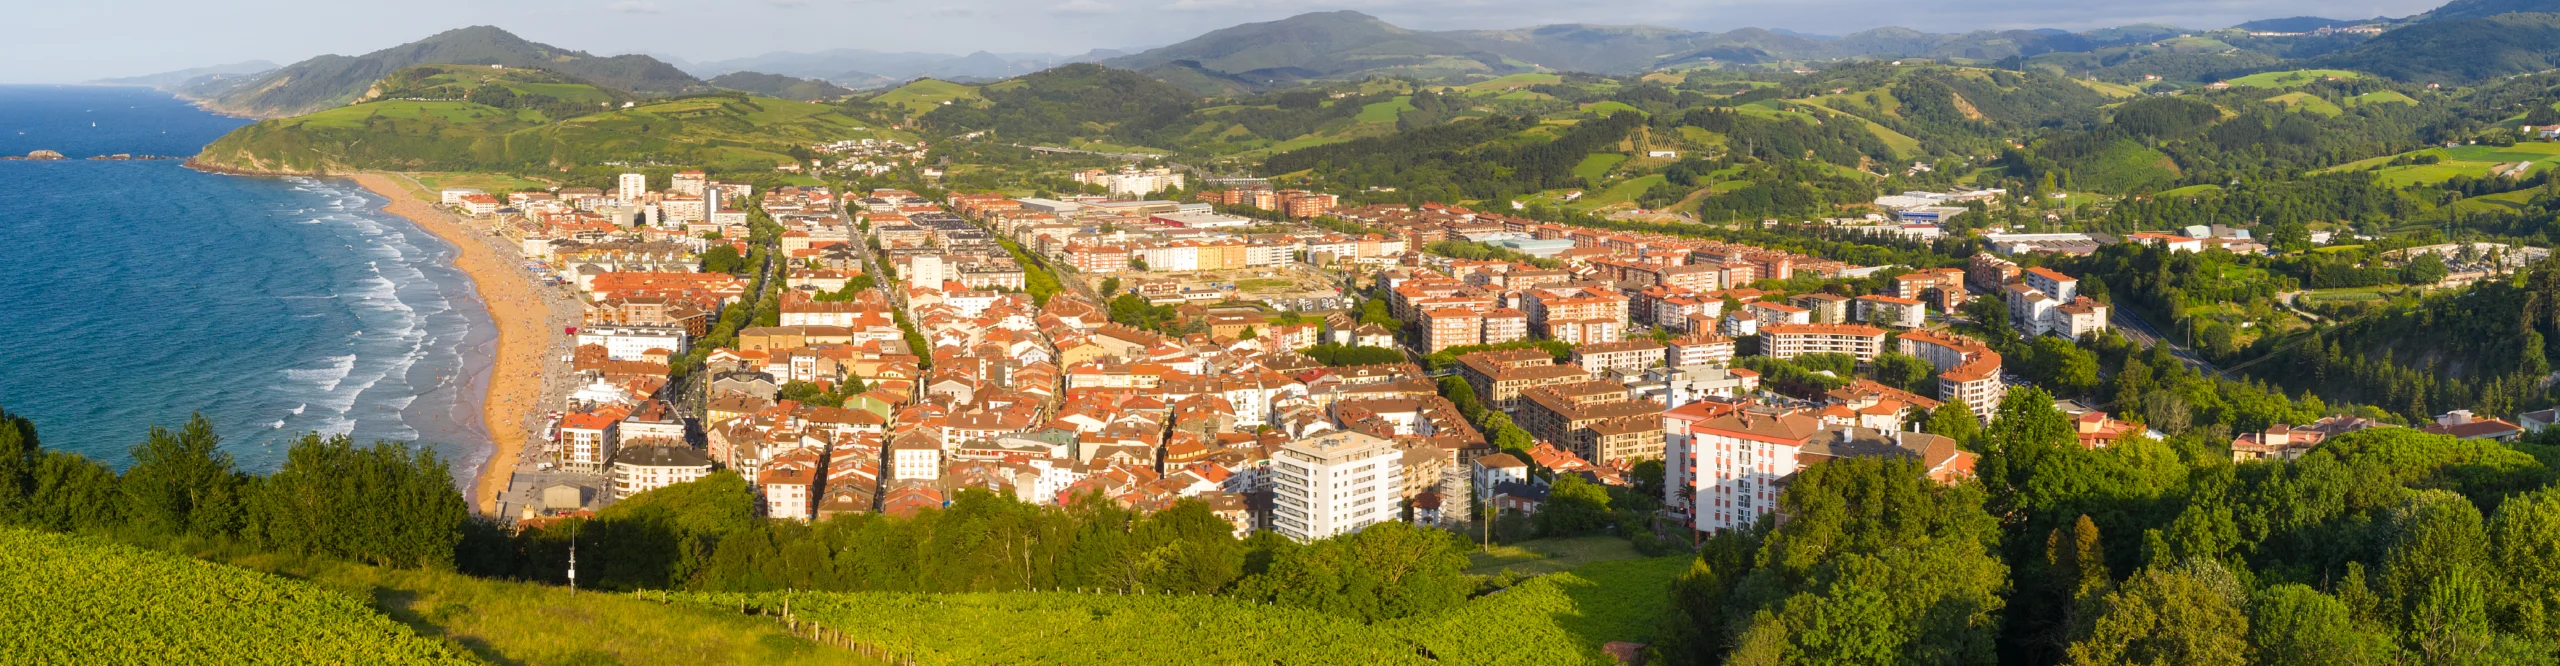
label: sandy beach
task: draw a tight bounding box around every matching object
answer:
[351,173,550,515]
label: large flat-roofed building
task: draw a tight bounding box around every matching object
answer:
[1666,333,1736,368]
[1518,381,1664,465]
[1760,323,1889,361]
[610,443,713,500]
[576,325,689,362]
[1571,339,1668,378]
[1457,350,1591,413]
[1272,430,1404,541]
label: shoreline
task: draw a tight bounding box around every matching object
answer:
[349,172,553,515]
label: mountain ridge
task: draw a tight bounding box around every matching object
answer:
[175,26,709,118]
[90,61,280,89]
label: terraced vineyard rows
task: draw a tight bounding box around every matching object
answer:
[0,528,474,664]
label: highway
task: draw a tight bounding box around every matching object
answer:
[2109,306,2222,377]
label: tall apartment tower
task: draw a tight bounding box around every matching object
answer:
[1272,430,1403,541]
[617,172,647,203]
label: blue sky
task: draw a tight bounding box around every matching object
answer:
[15,0,2446,83]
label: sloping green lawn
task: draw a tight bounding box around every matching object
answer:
[1572,153,1629,182]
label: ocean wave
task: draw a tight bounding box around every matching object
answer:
[281,355,357,392]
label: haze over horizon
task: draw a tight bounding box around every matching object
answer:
[19,0,2441,84]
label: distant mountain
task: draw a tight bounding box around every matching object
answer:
[2075,24,2193,45]
[179,26,708,118]
[1100,11,2267,84]
[2318,11,2560,82]
[2233,16,2376,32]
[707,72,855,101]
[1105,11,1525,81]
[685,50,1092,86]
[91,61,279,89]
[2415,0,2560,21]
[1439,24,1719,74]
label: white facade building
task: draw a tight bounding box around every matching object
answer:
[576,325,689,361]
[609,446,713,500]
[1272,430,1403,541]
[618,173,647,203]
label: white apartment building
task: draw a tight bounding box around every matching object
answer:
[1759,323,1889,361]
[889,436,941,481]
[1272,430,1403,541]
[1664,407,1975,533]
[618,173,647,203]
[2003,266,2111,339]
[576,326,688,361]
[1664,408,1820,533]
[2023,267,2078,302]
[609,445,713,500]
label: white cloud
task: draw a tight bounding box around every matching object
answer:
[1054,0,1114,13]
[767,0,810,6]
[609,0,660,13]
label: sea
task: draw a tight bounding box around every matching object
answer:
[0,84,495,483]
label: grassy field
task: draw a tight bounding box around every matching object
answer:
[1577,175,1667,210]
[229,552,871,665]
[1394,556,1690,665]
[872,79,982,115]
[2227,69,2360,87]
[2266,91,2342,117]
[674,551,1691,666]
[1861,118,1923,157]
[414,172,554,193]
[1572,153,1629,182]
[1356,96,1416,123]
[1673,125,1728,149]
[2156,183,2224,197]
[2350,90,2417,106]
[1466,536,1649,576]
[2075,78,2145,98]
[2328,143,2560,187]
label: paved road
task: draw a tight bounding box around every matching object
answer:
[2110,307,2222,377]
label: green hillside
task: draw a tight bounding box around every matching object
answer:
[675,555,1688,666]
[2266,91,2343,116]
[0,528,471,663]
[871,79,983,115]
[181,26,708,118]
[2226,68,2362,88]
[194,92,879,174]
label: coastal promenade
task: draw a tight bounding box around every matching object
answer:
[352,173,572,514]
